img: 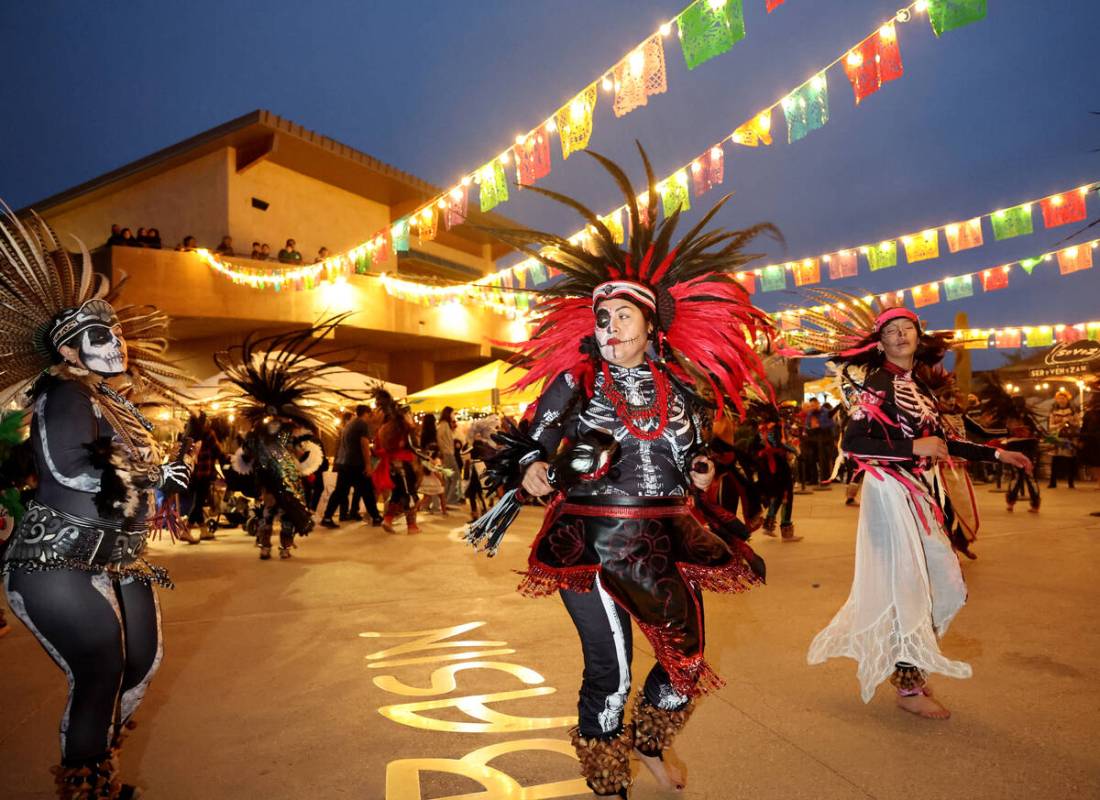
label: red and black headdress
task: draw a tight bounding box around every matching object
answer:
[490,144,778,413]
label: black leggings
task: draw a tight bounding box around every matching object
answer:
[1006,466,1040,508]
[560,578,691,739]
[3,569,162,766]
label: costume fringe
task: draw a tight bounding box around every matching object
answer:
[636,620,726,697]
[515,562,597,597]
[678,559,763,594]
[631,694,695,756]
[569,725,633,797]
[2,557,173,589]
[464,487,523,556]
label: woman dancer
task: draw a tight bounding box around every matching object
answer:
[0,207,191,797]
[792,296,1030,719]
[465,146,773,796]
[371,388,421,534]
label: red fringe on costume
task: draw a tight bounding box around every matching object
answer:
[516,563,598,597]
[636,620,727,696]
[678,560,762,594]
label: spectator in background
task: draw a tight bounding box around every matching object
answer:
[1048,388,1080,489]
[177,235,198,251]
[250,242,262,259]
[216,235,234,255]
[106,223,125,247]
[314,246,329,263]
[278,239,302,264]
[419,413,438,452]
[803,396,835,488]
[438,406,462,505]
[320,405,383,528]
[260,243,271,260]
[135,227,149,247]
[119,228,140,247]
[141,227,162,248]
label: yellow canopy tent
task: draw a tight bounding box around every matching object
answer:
[406,360,543,414]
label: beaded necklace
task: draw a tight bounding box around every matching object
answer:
[600,358,669,441]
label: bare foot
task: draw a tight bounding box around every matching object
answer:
[896,691,950,720]
[634,748,685,791]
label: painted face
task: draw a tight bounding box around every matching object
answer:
[595,299,651,367]
[879,318,918,363]
[78,325,128,376]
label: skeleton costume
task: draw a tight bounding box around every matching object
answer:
[0,206,191,798]
[214,317,356,560]
[786,296,1006,703]
[465,146,775,796]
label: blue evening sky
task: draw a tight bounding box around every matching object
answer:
[2,0,1098,371]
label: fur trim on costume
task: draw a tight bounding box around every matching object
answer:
[631,694,695,757]
[296,440,324,475]
[231,447,253,475]
[85,437,155,522]
[569,726,633,797]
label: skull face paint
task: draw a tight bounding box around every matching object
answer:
[594,299,650,368]
[78,325,128,376]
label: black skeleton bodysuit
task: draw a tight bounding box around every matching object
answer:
[520,363,762,739]
[3,370,182,771]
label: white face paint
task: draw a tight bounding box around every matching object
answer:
[79,325,128,376]
[595,300,651,368]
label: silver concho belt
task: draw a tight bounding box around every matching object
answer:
[4,501,149,568]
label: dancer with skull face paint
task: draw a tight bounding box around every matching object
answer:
[0,206,192,798]
[789,293,1033,719]
[465,146,776,797]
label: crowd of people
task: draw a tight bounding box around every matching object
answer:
[105,226,330,264]
[175,402,504,549]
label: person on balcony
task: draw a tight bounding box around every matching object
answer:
[277,238,302,264]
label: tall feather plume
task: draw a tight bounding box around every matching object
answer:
[482,143,778,411]
[0,201,191,406]
[212,313,364,435]
[777,289,882,356]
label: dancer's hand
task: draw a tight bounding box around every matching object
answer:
[912,436,948,460]
[690,455,715,490]
[522,461,554,497]
[997,449,1033,474]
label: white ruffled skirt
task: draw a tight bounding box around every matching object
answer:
[807,469,971,702]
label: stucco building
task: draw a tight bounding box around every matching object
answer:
[21,110,523,393]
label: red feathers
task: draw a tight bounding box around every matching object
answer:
[506,297,596,395]
[666,275,773,413]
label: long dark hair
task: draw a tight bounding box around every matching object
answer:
[419,412,438,450]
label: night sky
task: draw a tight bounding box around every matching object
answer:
[2,0,1098,371]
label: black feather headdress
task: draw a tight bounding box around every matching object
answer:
[213,314,363,435]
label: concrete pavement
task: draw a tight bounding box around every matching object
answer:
[2,485,1098,799]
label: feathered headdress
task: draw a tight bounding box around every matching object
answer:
[213,314,363,435]
[488,143,778,413]
[0,201,190,405]
[779,289,952,367]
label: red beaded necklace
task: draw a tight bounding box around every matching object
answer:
[600,358,669,440]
